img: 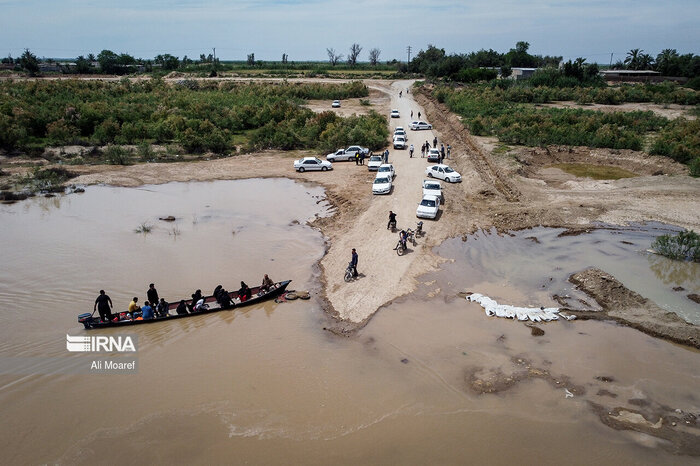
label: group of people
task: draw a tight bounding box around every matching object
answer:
[410,110,421,119]
[420,140,450,162]
[354,151,366,165]
[93,275,277,323]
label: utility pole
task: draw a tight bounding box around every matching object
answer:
[406,45,412,64]
[609,52,613,68]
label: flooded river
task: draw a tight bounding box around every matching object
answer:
[0,180,698,464]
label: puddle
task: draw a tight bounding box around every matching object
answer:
[0,184,698,464]
[436,224,699,324]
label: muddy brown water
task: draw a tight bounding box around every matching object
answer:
[0,180,698,464]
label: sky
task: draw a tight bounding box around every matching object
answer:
[1,0,698,64]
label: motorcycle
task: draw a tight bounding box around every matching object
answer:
[344,262,357,282]
[388,219,397,232]
[394,229,415,256]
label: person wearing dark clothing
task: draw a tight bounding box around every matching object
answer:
[213,285,223,299]
[219,289,233,308]
[387,211,397,230]
[440,144,445,159]
[176,300,188,315]
[147,283,159,306]
[418,111,421,119]
[355,152,360,165]
[94,290,113,322]
[156,298,169,317]
[383,149,389,163]
[350,248,358,277]
[410,110,413,118]
[189,289,203,312]
[238,282,251,302]
[359,152,365,165]
[433,137,437,148]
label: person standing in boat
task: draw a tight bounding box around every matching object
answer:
[94,290,113,323]
[147,283,159,306]
[261,274,274,293]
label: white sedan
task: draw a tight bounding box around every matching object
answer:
[409,120,433,130]
[416,195,440,219]
[372,175,393,195]
[390,109,400,118]
[294,157,333,172]
[393,135,406,149]
[367,155,384,171]
[422,179,442,199]
[377,163,395,180]
[394,128,407,140]
[425,164,461,183]
[326,149,352,162]
[332,100,341,108]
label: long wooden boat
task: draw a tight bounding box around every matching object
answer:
[78,280,291,329]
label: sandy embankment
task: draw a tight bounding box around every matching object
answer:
[8,78,700,340]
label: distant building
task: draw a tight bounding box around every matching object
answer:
[509,67,537,80]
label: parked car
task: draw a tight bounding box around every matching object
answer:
[425,164,462,183]
[393,135,406,149]
[409,120,433,130]
[367,155,384,171]
[416,194,440,219]
[377,163,395,180]
[427,148,441,162]
[395,126,405,133]
[294,157,333,172]
[390,109,400,118]
[372,174,393,195]
[332,100,341,108]
[326,146,370,161]
[393,128,407,140]
[422,179,442,199]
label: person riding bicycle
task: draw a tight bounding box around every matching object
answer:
[387,211,397,230]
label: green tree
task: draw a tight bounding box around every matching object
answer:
[19,49,40,75]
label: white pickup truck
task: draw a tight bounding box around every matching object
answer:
[326,145,371,162]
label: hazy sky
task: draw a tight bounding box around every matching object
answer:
[1,0,698,63]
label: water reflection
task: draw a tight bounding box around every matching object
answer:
[648,253,699,286]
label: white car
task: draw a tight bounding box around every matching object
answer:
[326,149,349,162]
[409,120,432,130]
[427,148,441,162]
[425,164,462,183]
[377,163,395,180]
[372,174,393,195]
[367,155,383,171]
[395,126,405,132]
[294,157,333,172]
[422,179,442,199]
[390,109,400,118]
[393,135,406,149]
[416,194,440,219]
[332,100,341,108]
[393,128,407,140]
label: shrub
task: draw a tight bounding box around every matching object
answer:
[652,230,700,262]
[103,145,132,165]
[689,156,700,177]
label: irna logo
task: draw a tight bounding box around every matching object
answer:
[66,334,137,353]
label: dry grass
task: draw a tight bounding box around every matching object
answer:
[551,163,638,180]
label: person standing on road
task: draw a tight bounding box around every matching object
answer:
[410,110,413,118]
[94,290,113,323]
[418,111,421,119]
[387,210,397,230]
[350,248,359,277]
[384,149,389,163]
[399,90,402,98]
[433,136,438,148]
[355,151,360,165]
[440,144,445,161]
[447,144,451,159]
[409,144,414,158]
[359,151,365,165]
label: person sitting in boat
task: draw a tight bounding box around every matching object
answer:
[189,290,203,312]
[141,301,154,320]
[156,298,169,317]
[219,289,233,308]
[176,300,188,315]
[260,274,274,293]
[128,297,141,318]
[238,281,251,302]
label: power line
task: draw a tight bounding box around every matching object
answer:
[406,45,412,63]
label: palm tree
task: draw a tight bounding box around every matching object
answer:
[656,49,679,75]
[624,48,642,70]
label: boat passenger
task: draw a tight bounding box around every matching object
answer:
[176,300,188,315]
[193,298,207,312]
[213,285,223,302]
[94,290,113,323]
[156,298,169,317]
[219,289,233,308]
[128,297,141,317]
[189,289,203,312]
[239,281,251,302]
[261,274,274,293]
[142,301,154,320]
[147,283,159,306]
